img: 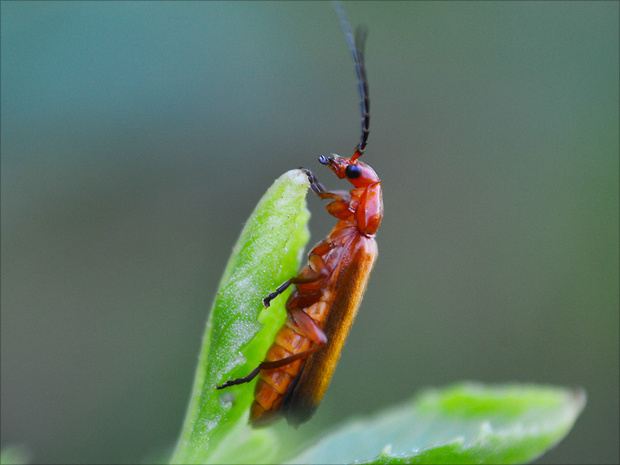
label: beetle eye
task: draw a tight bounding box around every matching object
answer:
[345,164,362,179]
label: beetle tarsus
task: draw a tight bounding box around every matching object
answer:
[217,366,261,389]
[262,279,292,308]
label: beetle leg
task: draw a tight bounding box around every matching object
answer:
[262,280,293,308]
[216,309,326,390]
[215,351,313,389]
[259,308,327,370]
[301,168,349,201]
[216,366,262,389]
[288,307,328,346]
[263,253,330,308]
[301,167,328,197]
[262,272,319,308]
[248,309,327,371]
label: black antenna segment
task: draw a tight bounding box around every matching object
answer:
[333,2,369,160]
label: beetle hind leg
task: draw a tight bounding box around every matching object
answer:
[216,366,261,389]
[217,309,327,390]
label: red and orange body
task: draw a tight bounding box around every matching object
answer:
[217,8,381,427]
[251,157,382,426]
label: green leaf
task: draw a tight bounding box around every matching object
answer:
[167,170,585,465]
[1,445,30,465]
[287,383,586,464]
[170,169,311,465]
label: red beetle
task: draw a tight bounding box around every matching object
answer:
[218,11,382,428]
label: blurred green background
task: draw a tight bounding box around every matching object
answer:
[2,2,618,464]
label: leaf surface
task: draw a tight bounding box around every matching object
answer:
[288,383,586,464]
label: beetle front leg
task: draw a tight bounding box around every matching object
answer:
[301,168,349,202]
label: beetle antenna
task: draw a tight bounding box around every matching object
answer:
[333,2,369,160]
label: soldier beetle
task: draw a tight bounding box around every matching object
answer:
[217,7,382,427]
